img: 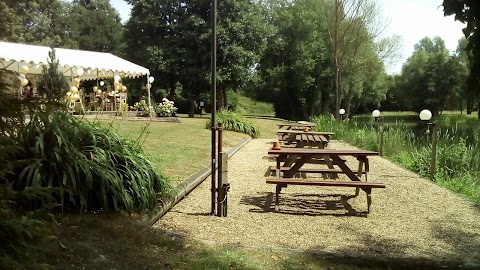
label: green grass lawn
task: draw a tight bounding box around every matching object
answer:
[95,116,248,184]
[234,94,275,116]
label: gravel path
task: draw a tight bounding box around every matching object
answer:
[155,139,480,264]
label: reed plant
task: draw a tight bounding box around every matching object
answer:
[206,110,260,138]
[6,110,172,212]
[311,115,480,203]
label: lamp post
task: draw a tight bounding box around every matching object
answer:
[419,109,436,179]
[147,76,154,113]
[372,110,383,156]
[339,108,345,121]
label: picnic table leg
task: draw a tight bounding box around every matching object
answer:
[275,184,281,211]
[322,154,338,179]
[276,159,281,177]
[365,188,372,213]
[356,159,364,196]
[284,155,311,178]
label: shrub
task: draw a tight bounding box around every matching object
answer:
[155,98,178,117]
[131,100,154,117]
[3,111,172,212]
[206,110,260,138]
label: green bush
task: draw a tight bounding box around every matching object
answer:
[4,111,172,212]
[206,110,260,138]
[0,185,53,270]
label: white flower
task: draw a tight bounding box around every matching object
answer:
[162,98,168,102]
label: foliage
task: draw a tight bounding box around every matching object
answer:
[259,0,333,120]
[117,101,129,116]
[443,1,480,96]
[36,48,69,102]
[398,37,462,115]
[311,115,480,203]
[0,185,52,270]
[131,100,154,116]
[155,98,178,117]
[125,0,268,114]
[206,111,260,138]
[4,110,171,212]
[67,0,124,54]
[0,0,76,48]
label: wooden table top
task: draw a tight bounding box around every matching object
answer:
[277,123,315,127]
[268,148,379,156]
[276,130,335,135]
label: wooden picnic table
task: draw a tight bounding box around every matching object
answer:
[277,123,315,130]
[277,130,334,145]
[266,147,385,213]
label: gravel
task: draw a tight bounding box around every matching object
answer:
[155,139,480,263]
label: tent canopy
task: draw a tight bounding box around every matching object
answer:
[0,41,149,80]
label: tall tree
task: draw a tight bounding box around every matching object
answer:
[399,37,460,115]
[453,37,472,113]
[443,0,480,118]
[125,0,267,115]
[0,0,75,48]
[68,0,124,53]
[259,0,333,120]
[325,0,389,119]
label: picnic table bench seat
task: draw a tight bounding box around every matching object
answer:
[266,178,385,213]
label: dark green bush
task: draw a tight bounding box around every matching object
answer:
[4,111,171,212]
[0,185,53,270]
[206,110,260,138]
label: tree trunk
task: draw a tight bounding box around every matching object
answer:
[467,98,473,114]
[478,101,480,119]
[223,86,228,109]
[169,74,176,100]
[334,0,340,120]
[188,95,195,118]
[217,84,224,110]
[346,80,354,116]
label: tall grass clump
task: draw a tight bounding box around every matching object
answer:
[311,115,480,203]
[7,111,171,212]
[206,110,260,138]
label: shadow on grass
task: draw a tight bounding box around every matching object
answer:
[39,213,263,270]
[240,192,366,217]
[301,221,480,270]
[33,212,480,270]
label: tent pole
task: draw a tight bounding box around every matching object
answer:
[147,75,151,116]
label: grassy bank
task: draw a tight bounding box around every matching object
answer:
[312,114,480,203]
[94,117,248,185]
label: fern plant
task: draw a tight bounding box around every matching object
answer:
[206,110,260,138]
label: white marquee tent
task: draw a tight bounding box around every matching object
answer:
[0,41,150,80]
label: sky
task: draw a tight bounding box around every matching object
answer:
[109,0,465,74]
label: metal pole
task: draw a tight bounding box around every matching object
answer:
[430,123,437,179]
[217,124,223,217]
[379,118,384,156]
[210,0,217,216]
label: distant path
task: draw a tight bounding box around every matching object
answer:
[155,139,480,267]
